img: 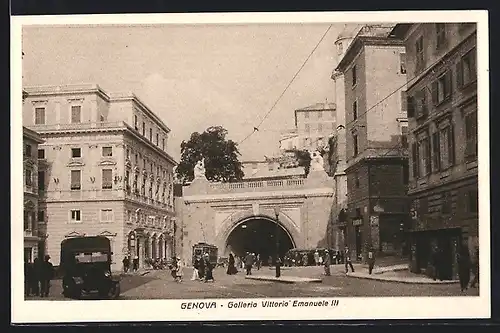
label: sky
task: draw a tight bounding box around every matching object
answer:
[22,23,350,161]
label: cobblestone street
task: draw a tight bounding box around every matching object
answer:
[25,266,479,301]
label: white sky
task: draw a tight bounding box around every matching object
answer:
[22,24,348,161]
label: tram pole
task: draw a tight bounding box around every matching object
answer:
[273,207,281,278]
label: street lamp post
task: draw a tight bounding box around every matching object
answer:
[273,207,281,278]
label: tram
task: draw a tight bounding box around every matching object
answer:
[192,242,218,266]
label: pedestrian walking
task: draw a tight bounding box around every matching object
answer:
[40,255,54,297]
[32,257,41,296]
[344,246,355,273]
[24,259,33,296]
[323,250,331,276]
[198,255,206,280]
[191,255,201,280]
[314,251,320,266]
[457,242,471,292]
[367,249,376,275]
[122,255,130,273]
[226,253,238,275]
[302,253,308,266]
[133,255,139,272]
[204,254,214,282]
[244,252,254,275]
[470,247,479,288]
[256,254,261,270]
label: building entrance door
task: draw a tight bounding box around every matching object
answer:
[24,247,32,263]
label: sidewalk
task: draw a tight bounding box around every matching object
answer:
[346,265,459,284]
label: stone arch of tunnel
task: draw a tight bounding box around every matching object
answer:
[223,215,297,265]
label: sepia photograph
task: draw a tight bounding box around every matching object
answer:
[11,11,490,323]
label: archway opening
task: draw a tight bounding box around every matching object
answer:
[225,217,295,265]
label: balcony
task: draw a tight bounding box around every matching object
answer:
[24,229,38,239]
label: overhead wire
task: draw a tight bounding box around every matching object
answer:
[237,24,334,145]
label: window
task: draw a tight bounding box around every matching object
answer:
[352,65,357,86]
[71,105,82,123]
[439,126,455,169]
[400,91,408,115]
[102,169,113,189]
[432,132,441,171]
[134,115,138,130]
[149,128,153,141]
[432,70,452,105]
[100,209,114,223]
[353,100,358,120]
[418,137,431,177]
[354,172,360,188]
[401,125,409,148]
[465,111,478,159]
[411,142,419,179]
[305,124,310,133]
[400,53,407,74]
[25,169,32,186]
[70,170,81,190]
[24,211,31,231]
[436,23,447,49]
[457,48,477,88]
[162,138,165,150]
[408,88,428,119]
[126,148,130,160]
[133,174,139,193]
[25,144,32,157]
[38,171,45,191]
[38,149,45,159]
[71,148,81,158]
[102,146,113,157]
[37,210,44,222]
[353,133,358,156]
[156,133,159,145]
[35,107,45,125]
[142,122,146,136]
[467,189,478,213]
[135,153,139,164]
[415,36,425,73]
[70,210,81,223]
[355,208,362,218]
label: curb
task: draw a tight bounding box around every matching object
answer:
[347,274,459,285]
[245,276,323,284]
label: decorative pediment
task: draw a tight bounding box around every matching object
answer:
[125,160,132,168]
[157,177,161,184]
[24,200,35,209]
[142,170,148,176]
[65,231,85,238]
[134,166,140,173]
[149,174,154,180]
[98,230,117,237]
[67,160,85,167]
[98,159,117,166]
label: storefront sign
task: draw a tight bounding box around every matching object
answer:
[353,218,363,226]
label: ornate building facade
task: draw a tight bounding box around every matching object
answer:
[23,84,177,271]
[23,126,44,262]
[390,23,478,280]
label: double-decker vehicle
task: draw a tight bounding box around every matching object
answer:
[60,236,121,299]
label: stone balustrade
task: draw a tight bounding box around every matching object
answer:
[208,178,306,194]
[28,121,128,133]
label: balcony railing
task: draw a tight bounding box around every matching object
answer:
[24,229,38,238]
[208,178,306,194]
[28,121,128,132]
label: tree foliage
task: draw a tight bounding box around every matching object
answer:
[175,126,244,184]
[294,149,312,176]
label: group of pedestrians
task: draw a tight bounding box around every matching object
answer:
[191,253,215,282]
[24,255,55,298]
[122,255,140,272]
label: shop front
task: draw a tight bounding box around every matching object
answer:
[409,227,463,280]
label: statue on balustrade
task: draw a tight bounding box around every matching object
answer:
[309,150,325,172]
[193,158,207,180]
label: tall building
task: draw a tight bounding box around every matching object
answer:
[390,23,478,280]
[23,126,44,262]
[335,24,410,261]
[328,24,361,250]
[294,102,337,151]
[23,84,177,271]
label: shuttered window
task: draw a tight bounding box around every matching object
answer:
[102,169,113,189]
[71,105,81,123]
[71,170,81,190]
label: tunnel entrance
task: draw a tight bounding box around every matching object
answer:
[225,217,295,265]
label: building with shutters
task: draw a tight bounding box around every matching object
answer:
[294,102,337,152]
[23,84,177,272]
[335,24,410,262]
[390,23,478,280]
[23,126,44,262]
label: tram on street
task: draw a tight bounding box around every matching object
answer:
[192,242,218,266]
